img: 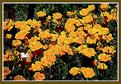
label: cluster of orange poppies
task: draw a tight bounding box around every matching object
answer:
[3,3,117,80]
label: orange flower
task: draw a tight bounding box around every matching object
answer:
[100,3,109,11]
[29,41,43,51]
[80,67,95,78]
[97,63,108,70]
[41,53,56,67]
[102,33,113,43]
[4,50,14,61]
[82,48,96,58]
[41,57,51,67]
[39,30,51,39]
[86,36,97,44]
[69,67,80,76]
[37,11,46,17]
[4,19,14,31]
[87,5,95,11]
[14,21,27,28]
[34,72,45,80]
[4,67,11,79]
[27,19,41,28]
[82,14,93,23]
[4,50,9,61]
[25,57,31,63]
[6,34,12,39]
[47,15,51,20]
[19,25,31,31]
[98,53,111,62]
[98,27,109,35]
[32,61,43,71]
[15,30,28,40]
[65,24,75,32]
[84,24,92,30]
[66,11,75,17]
[75,45,87,54]
[80,8,89,16]
[14,75,25,80]
[12,40,21,46]
[73,36,84,44]
[102,46,116,54]
[53,12,62,19]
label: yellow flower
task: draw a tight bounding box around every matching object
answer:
[27,19,41,28]
[87,5,95,11]
[41,56,51,67]
[69,31,78,38]
[32,61,43,71]
[6,34,12,39]
[52,19,59,24]
[73,36,84,44]
[65,18,82,32]
[65,24,75,32]
[102,33,113,42]
[14,21,21,28]
[98,53,111,62]
[66,11,75,17]
[12,40,21,46]
[20,25,31,31]
[4,50,14,61]
[14,21,27,28]
[82,48,96,58]
[97,63,108,70]
[29,41,43,51]
[64,37,73,45]
[101,12,112,22]
[66,18,77,24]
[4,50,9,61]
[80,8,89,16]
[98,27,109,35]
[82,14,93,23]
[86,36,97,44]
[42,49,56,66]
[100,3,109,11]
[80,67,95,78]
[28,36,40,43]
[102,46,116,54]
[37,11,46,17]
[111,9,117,20]
[75,45,87,54]
[69,67,80,76]
[57,34,67,45]
[50,34,58,41]
[88,28,98,35]
[77,28,87,37]
[47,15,51,20]
[41,54,56,67]
[4,19,14,31]
[84,24,92,30]
[53,12,62,19]
[46,55,56,64]
[34,72,45,80]
[4,67,11,79]
[39,30,51,39]
[14,75,25,80]
[74,19,82,27]
[42,44,48,50]
[15,30,28,40]
[62,45,74,55]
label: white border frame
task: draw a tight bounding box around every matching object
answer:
[2,2,119,82]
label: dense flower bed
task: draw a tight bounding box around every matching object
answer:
[3,3,118,80]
